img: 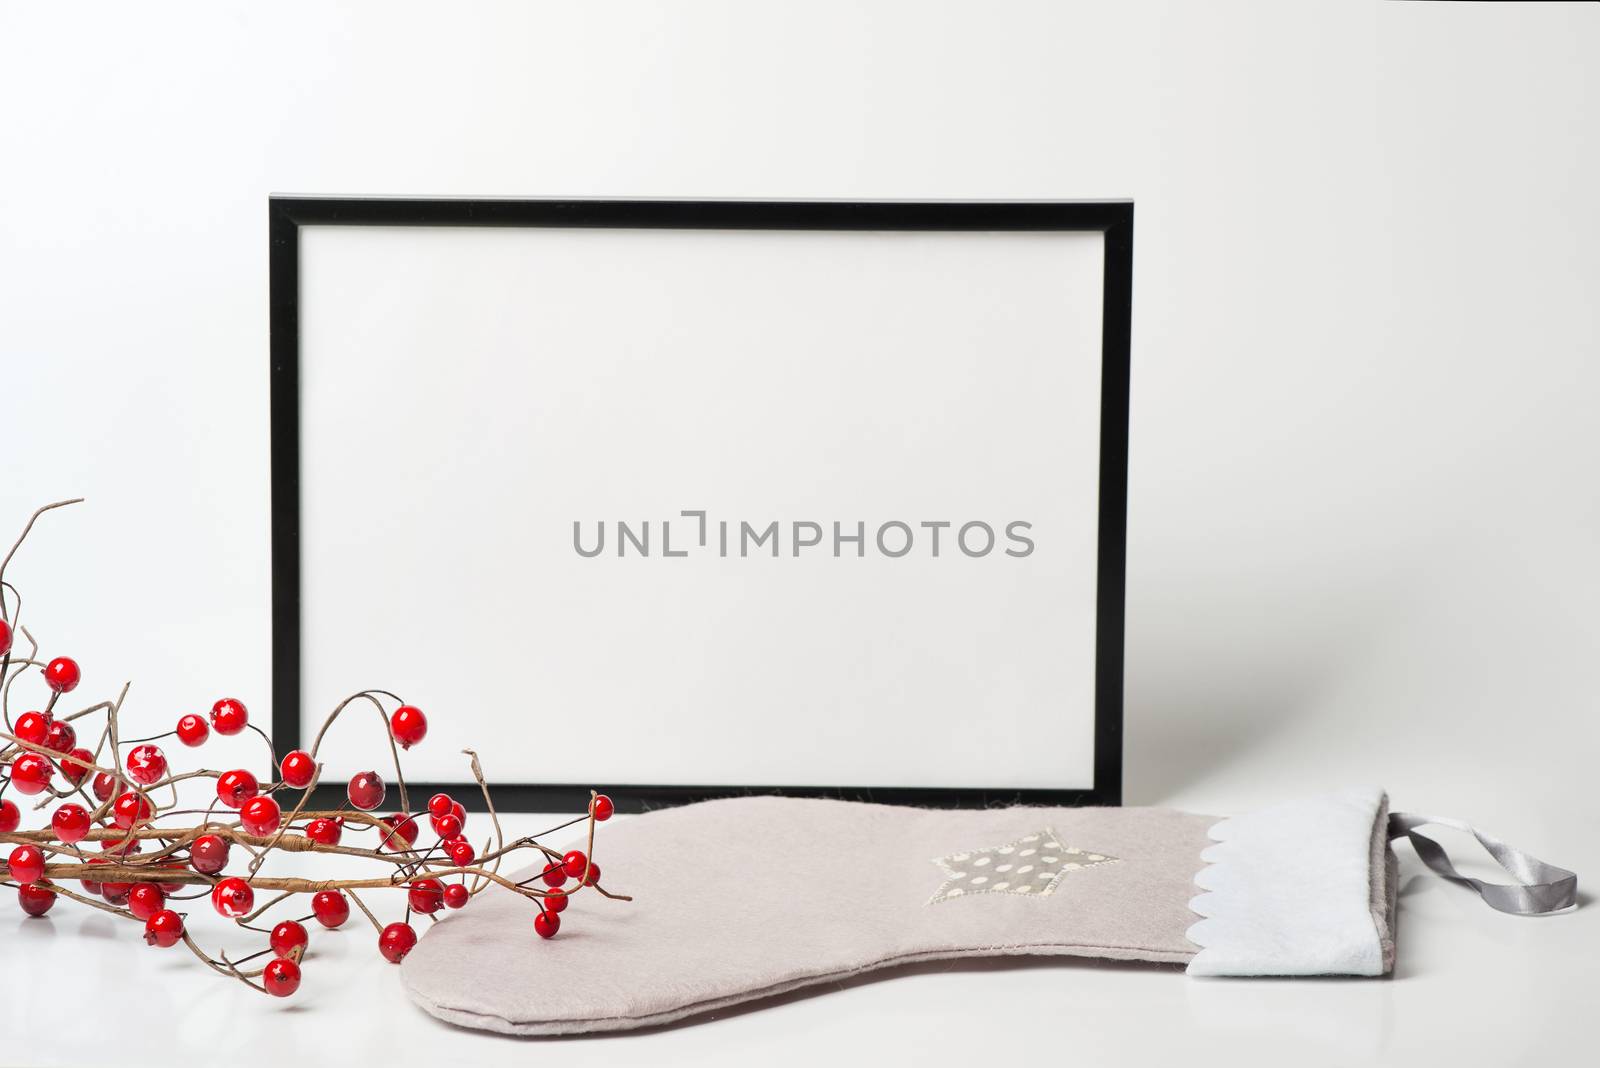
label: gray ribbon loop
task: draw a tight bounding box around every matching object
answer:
[1388,812,1578,915]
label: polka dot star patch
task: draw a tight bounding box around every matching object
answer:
[927,829,1117,904]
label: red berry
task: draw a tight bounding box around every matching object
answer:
[60,747,94,785]
[444,837,474,866]
[240,795,282,836]
[346,771,385,811]
[91,770,121,802]
[51,804,91,844]
[18,883,56,916]
[443,883,469,909]
[0,799,20,833]
[270,919,309,958]
[44,719,75,754]
[450,800,467,827]
[408,878,444,914]
[216,768,259,809]
[430,813,461,840]
[210,697,248,736]
[311,890,350,928]
[304,817,342,846]
[262,957,301,997]
[112,791,152,829]
[0,619,10,656]
[378,813,418,852]
[190,834,230,875]
[7,845,45,883]
[541,863,566,888]
[127,883,166,921]
[279,750,315,788]
[14,711,50,745]
[378,921,418,963]
[534,910,560,939]
[44,657,81,694]
[211,877,254,918]
[80,857,106,895]
[580,862,601,887]
[562,850,589,880]
[144,909,184,948]
[591,794,614,821]
[101,867,141,905]
[126,744,167,786]
[427,793,455,819]
[544,888,568,914]
[389,705,427,749]
[175,714,210,747]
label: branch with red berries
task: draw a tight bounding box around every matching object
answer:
[0,500,626,997]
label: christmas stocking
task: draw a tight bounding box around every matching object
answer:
[400,788,1574,1035]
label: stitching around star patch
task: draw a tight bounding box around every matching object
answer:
[927,828,1118,904]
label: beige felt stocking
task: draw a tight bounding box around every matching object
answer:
[402,789,1433,1034]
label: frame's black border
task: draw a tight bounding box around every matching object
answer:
[270,197,1131,812]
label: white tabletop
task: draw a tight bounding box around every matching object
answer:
[6,700,1593,1068]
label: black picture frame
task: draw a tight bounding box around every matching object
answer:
[270,197,1132,812]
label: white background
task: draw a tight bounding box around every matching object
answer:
[1,2,1596,1066]
[301,224,1104,788]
